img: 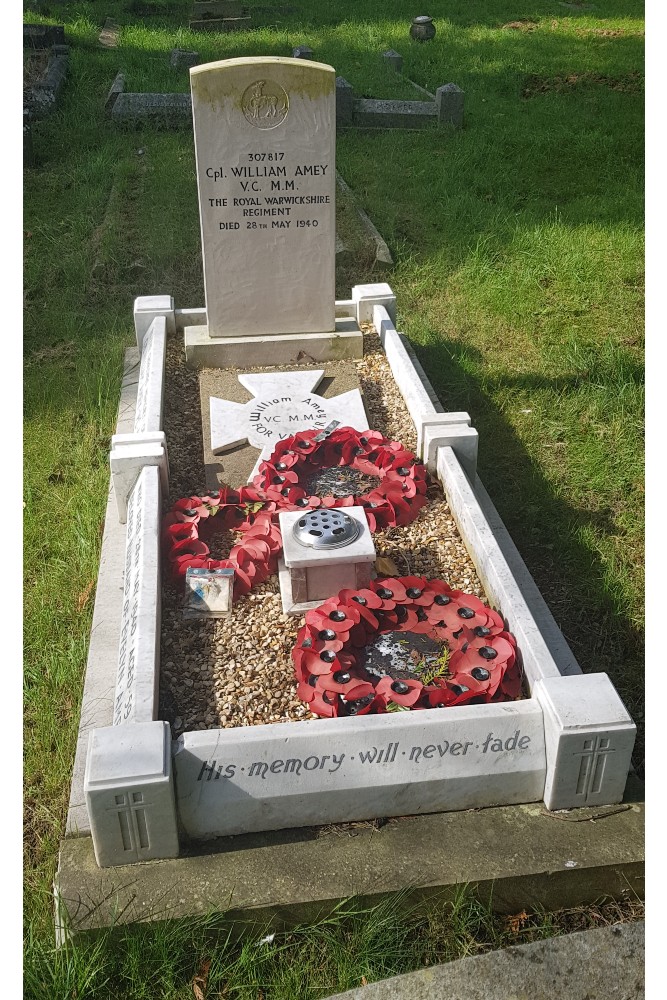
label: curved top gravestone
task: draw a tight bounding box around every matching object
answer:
[190,57,336,340]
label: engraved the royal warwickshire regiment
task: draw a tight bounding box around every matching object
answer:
[242,80,289,129]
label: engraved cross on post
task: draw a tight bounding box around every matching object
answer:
[108,790,151,856]
[574,735,616,801]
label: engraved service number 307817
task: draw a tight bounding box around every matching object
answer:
[248,152,285,161]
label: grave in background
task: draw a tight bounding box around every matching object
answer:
[56,56,641,930]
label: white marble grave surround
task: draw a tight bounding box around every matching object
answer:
[72,282,638,867]
[67,350,140,837]
[133,315,167,434]
[133,294,176,350]
[536,674,636,811]
[109,434,168,524]
[174,700,546,838]
[85,721,178,867]
[210,369,368,457]
[110,314,169,523]
[112,465,161,727]
[190,57,336,339]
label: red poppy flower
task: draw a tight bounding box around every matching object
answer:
[376,675,423,707]
[292,577,521,718]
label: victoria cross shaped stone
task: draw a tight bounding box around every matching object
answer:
[209,370,369,465]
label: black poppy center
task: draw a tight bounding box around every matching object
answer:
[304,466,380,500]
[359,630,448,684]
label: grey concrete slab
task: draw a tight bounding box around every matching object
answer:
[66,351,140,837]
[323,921,644,1000]
[56,778,643,933]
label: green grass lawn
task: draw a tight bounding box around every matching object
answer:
[23,0,644,994]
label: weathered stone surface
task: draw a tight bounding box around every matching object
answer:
[353,98,438,130]
[325,922,645,1000]
[57,778,644,932]
[105,71,125,113]
[382,49,403,72]
[436,83,464,126]
[111,92,192,127]
[23,23,65,48]
[336,76,354,123]
[170,49,199,70]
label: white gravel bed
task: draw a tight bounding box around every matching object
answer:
[159,330,485,735]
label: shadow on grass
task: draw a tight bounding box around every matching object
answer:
[414,335,644,772]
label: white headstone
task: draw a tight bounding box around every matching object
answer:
[209,369,368,456]
[190,57,336,338]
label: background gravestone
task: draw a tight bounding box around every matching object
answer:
[190,57,337,339]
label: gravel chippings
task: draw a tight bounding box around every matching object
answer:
[160,329,484,736]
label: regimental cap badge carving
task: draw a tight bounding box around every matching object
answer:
[242,79,289,129]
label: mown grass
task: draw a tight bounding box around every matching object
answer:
[24,0,644,994]
[26,892,644,1000]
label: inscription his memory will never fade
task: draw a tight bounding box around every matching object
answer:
[190,57,336,339]
[174,707,546,836]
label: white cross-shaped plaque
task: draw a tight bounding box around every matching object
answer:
[210,370,369,479]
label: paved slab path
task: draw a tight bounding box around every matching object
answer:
[325,921,644,1000]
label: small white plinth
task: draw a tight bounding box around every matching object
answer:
[278,506,376,613]
[184,319,363,368]
[536,673,636,811]
[84,721,179,867]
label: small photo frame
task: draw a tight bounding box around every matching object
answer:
[183,567,234,619]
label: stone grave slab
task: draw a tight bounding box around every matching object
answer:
[190,57,336,340]
[198,361,363,488]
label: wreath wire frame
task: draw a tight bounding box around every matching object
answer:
[251,426,429,531]
[292,576,522,717]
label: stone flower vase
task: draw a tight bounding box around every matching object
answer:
[410,16,436,42]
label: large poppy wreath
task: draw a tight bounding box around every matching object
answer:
[252,426,429,531]
[292,576,521,717]
[162,487,282,599]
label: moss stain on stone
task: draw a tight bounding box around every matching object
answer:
[191,57,334,114]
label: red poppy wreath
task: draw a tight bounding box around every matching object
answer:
[252,426,429,531]
[292,576,521,718]
[162,487,282,599]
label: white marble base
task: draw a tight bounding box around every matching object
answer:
[85,721,178,866]
[416,411,470,460]
[133,295,175,350]
[352,282,396,325]
[184,319,363,368]
[536,674,636,811]
[109,433,168,524]
[423,422,478,479]
[113,466,162,726]
[174,700,546,839]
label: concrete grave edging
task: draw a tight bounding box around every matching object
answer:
[73,284,635,867]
